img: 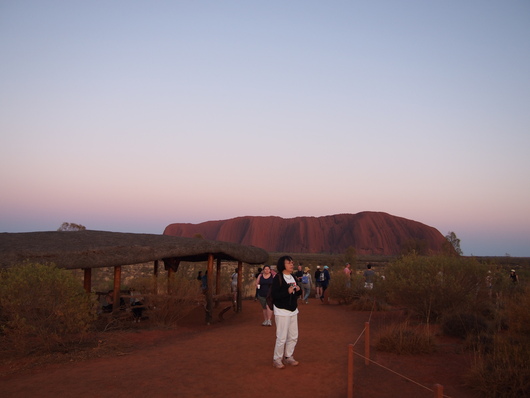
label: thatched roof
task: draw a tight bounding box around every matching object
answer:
[0,230,269,270]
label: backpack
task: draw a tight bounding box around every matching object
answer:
[301,274,309,284]
[319,272,325,282]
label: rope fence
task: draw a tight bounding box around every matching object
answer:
[347,299,451,398]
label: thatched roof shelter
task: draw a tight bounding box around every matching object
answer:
[0,230,268,269]
[0,230,269,323]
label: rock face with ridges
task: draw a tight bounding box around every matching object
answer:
[163,212,449,255]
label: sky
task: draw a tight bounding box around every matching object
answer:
[1,1,529,257]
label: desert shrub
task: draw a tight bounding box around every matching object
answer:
[504,285,530,336]
[328,271,364,304]
[466,334,530,397]
[376,322,436,354]
[150,272,203,326]
[0,263,97,353]
[385,254,488,323]
[442,313,491,339]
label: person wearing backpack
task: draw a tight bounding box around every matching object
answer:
[314,266,322,299]
[271,255,301,369]
[301,267,312,304]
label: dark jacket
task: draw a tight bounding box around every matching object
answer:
[271,273,301,312]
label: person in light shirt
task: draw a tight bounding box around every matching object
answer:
[271,255,301,369]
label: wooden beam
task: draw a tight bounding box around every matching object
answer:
[236,260,243,313]
[83,268,91,293]
[112,266,121,315]
[206,254,214,324]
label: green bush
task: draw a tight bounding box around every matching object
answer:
[0,263,97,353]
[385,254,489,323]
[328,271,365,304]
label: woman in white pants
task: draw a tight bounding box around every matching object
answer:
[271,255,302,369]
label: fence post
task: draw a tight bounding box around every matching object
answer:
[364,322,370,366]
[347,344,354,398]
[434,384,443,398]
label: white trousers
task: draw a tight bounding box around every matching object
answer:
[273,314,298,361]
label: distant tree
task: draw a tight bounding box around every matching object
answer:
[57,222,86,231]
[444,231,463,256]
[193,233,204,239]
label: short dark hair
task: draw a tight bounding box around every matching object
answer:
[277,255,293,273]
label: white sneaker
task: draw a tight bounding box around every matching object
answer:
[267,319,272,326]
[273,360,285,369]
[262,320,268,326]
[283,356,299,366]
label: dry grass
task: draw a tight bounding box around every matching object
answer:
[376,321,436,355]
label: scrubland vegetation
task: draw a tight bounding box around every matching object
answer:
[1,254,528,396]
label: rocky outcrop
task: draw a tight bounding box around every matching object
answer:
[163,212,450,255]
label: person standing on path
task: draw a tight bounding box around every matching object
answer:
[255,265,274,326]
[364,263,375,289]
[271,255,301,369]
[301,267,312,304]
[314,266,322,299]
[320,265,331,304]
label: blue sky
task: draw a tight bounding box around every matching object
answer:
[1,1,529,256]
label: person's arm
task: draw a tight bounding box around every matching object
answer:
[255,274,262,288]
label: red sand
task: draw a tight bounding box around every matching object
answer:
[0,299,480,398]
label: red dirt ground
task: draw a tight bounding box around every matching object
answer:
[1,299,481,398]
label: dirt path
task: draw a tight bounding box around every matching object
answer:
[1,299,480,398]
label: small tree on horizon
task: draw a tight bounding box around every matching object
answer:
[57,222,86,231]
[445,231,463,255]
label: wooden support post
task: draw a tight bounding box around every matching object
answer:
[112,266,121,315]
[215,258,221,308]
[205,254,214,324]
[167,268,174,294]
[434,384,443,398]
[236,260,243,313]
[83,268,91,293]
[365,322,370,366]
[153,260,159,295]
[347,344,354,398]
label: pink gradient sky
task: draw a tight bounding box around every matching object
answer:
[1,1,529,256]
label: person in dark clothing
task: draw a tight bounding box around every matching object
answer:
[271,255,301,369]
[256,265,273,326]
[320,265,331,304]
[314,266,322,299]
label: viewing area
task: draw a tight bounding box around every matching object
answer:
[0,230,269,323]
